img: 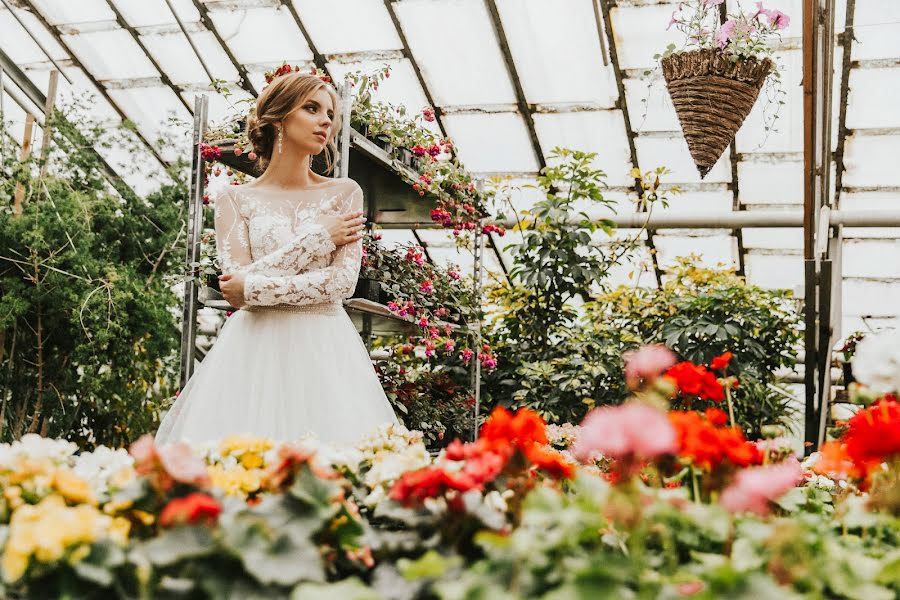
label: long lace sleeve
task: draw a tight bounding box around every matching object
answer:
[214,188,336,276]
[243,185,364,306]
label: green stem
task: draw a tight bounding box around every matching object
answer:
[691,467,701,504]
[726,385,735,428]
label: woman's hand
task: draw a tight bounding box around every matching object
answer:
[318,212,366,246]
[218,273,247,308]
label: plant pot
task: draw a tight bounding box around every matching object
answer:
[205,272,221,292]
[842,362,855,387]
[233,118,246,134]
[661,48,772,178]
[374,134,393,155]
[353,277,383,302]
[398,147,413,168]
[356,123,369,138]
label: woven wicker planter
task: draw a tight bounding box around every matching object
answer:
[661,49,772,178]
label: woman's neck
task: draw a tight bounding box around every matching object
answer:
[255,149,325,188]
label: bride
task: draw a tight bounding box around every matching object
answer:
[155,72,399,446]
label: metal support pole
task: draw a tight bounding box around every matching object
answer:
[179,94,208,389]
[802,0,838,453]
[337,80,352,179]
[471,192,486,441]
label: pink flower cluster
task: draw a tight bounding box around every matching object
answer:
[405,247,426,266]
[387,299,417,317]
[422,107,435,122]
[482,223,507,237]
[199,143,221,160]
[719,457,802,516]
[668,1,789,52]
[572,403,677,463]
[624,345,676,390]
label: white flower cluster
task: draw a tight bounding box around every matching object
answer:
[851,331,900,394]
[546,423,582,449]
[0,434,78,469]
[72,446,135,501]
[354,423,432,507]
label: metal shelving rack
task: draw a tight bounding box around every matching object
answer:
[178,82,484,439]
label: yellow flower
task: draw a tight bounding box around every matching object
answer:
[108,517,131,545]
[53,469,96,506]
[208,464,262,497]
[4,486,24,511]
[220,435,274,460]
[1,546,28,583]
[2,496,100,582]
[239,452,264,470]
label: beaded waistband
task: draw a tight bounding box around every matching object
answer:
[243,302,343,315]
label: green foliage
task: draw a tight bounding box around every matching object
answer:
[0,105,184,447]
[379,364,474,449]
[589,257,802,437]
[483,150,675,424]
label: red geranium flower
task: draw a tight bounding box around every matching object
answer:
[710,351,733,371]
[665,362,725,402]
[844,399,900,473]
[159,492,222,528]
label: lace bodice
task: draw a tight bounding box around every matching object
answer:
[213,178,364,307]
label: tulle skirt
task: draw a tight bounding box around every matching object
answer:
[155,302,399,446]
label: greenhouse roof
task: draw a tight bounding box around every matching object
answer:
[2,0,899,337]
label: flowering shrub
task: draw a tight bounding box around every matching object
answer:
[3,344,900,597]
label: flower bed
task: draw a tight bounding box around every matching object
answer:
[1,337,899,598]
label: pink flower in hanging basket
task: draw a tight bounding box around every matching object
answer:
[714,19,737,48]
[764,8,790,29]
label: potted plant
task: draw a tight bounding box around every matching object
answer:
[660,1,789,177]
[839,331,867,386]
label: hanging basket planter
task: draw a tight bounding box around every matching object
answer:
[661,48,772,178]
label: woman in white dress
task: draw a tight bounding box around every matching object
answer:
[156,72,399,446]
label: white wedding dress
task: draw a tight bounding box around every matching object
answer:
[155,177,399,446]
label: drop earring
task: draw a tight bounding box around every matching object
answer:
[277,127,283,155]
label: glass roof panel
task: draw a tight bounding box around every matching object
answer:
[140,31,236,86]
[496,0,617,106]
[206,5,313,65]
[852,0,900,60]
[28,0,115,25]
[635,136,731,183]
[533,111,633,186]
[110,0,200,28]
[393,0,515,106]
[654,233,737,270]
[63,30,161,81]
[842,135,900,188]
[745,253,803,289]
[609,4,680,71]
[442,112,540,173]
[292,0,402,53]
[738,160,803,205]
[845,68,900,129]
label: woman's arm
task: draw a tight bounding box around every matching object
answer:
[242,185,364,306]
[214,188,336,277]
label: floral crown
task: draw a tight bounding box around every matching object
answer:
[263,64,333,86]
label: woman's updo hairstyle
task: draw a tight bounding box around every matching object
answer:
[245,72,342,175]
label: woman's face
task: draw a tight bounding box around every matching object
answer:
[281,87,335,156]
